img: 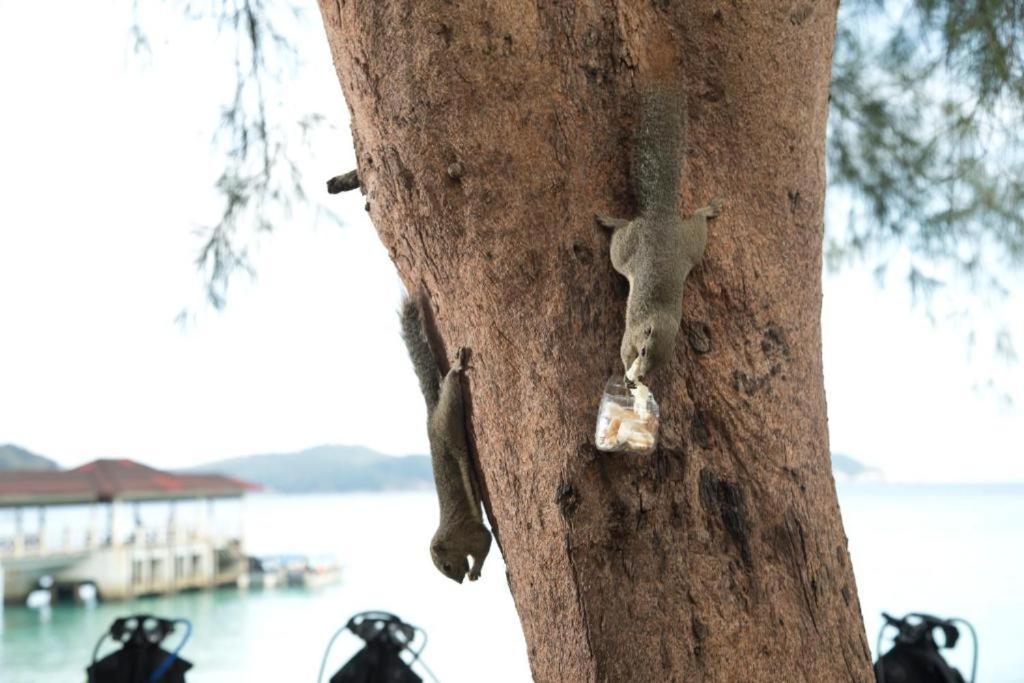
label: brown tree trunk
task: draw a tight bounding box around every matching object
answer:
[317,2,872,681]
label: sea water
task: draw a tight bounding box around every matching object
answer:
[1,486,1021,682]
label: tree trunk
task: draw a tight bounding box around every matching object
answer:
[316,2,872,681]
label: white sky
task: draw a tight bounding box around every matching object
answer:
[0,1,1021,482]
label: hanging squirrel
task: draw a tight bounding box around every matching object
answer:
[597,86,721,382]
[400,295,492,583]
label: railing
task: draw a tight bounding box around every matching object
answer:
[0,528,242,560]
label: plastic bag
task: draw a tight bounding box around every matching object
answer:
[594,375,659,455]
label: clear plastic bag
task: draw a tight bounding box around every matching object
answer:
[594,375,660,455]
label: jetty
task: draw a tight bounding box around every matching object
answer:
[0,459,258,603]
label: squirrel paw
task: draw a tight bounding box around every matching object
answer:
[452,346,469,371]
[596,213,629,232]
[698,198,723,218]
[468,565,482,581]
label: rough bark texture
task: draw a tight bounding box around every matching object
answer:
[317,2,872,681]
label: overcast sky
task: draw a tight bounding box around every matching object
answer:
[1,1,1021,482]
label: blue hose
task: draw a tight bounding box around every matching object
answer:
[149,618,192,682]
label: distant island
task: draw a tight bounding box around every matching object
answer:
[207,448,883,492]
[0,442,881,490]
[0,443,59,471]
[831,453,883,483]
[187,445,433,493]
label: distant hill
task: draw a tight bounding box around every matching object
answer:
[187,444,433,493]
[832,453,883,483]
[0,442,879,489]
[0,444,60,471]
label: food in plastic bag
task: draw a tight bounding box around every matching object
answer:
[594,375,660,454]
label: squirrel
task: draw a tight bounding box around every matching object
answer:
[597,86,720,382]
[400,295,492,583]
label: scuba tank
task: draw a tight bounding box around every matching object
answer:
[87,614,193,683]
[318,611,438,683]
[874,612,977,683]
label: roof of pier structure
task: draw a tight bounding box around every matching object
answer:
[0,459,260,506]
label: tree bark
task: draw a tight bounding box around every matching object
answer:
[317,2,872,681]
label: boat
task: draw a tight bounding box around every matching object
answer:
[290,555,342,589]
[246,553,341,589]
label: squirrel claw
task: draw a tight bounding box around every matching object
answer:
[452,346,469,370]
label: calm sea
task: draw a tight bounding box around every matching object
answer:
[1,485,1021,682]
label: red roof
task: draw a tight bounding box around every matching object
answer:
[0,459,259,506]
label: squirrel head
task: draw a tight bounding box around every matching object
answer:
[622,313,678,381]
[430,539,469,584]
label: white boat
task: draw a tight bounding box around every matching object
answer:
[248,554,341,589]
[290,555,341,589]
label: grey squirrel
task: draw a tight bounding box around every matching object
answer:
[400,296,491,583]
[597,86,720,382]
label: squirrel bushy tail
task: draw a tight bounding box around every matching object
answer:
[400,295,440,411]
[631,86,684,217]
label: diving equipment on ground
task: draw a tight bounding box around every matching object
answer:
[318,611,440,683]
[87,614,192,683]
[874,611,977,683]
